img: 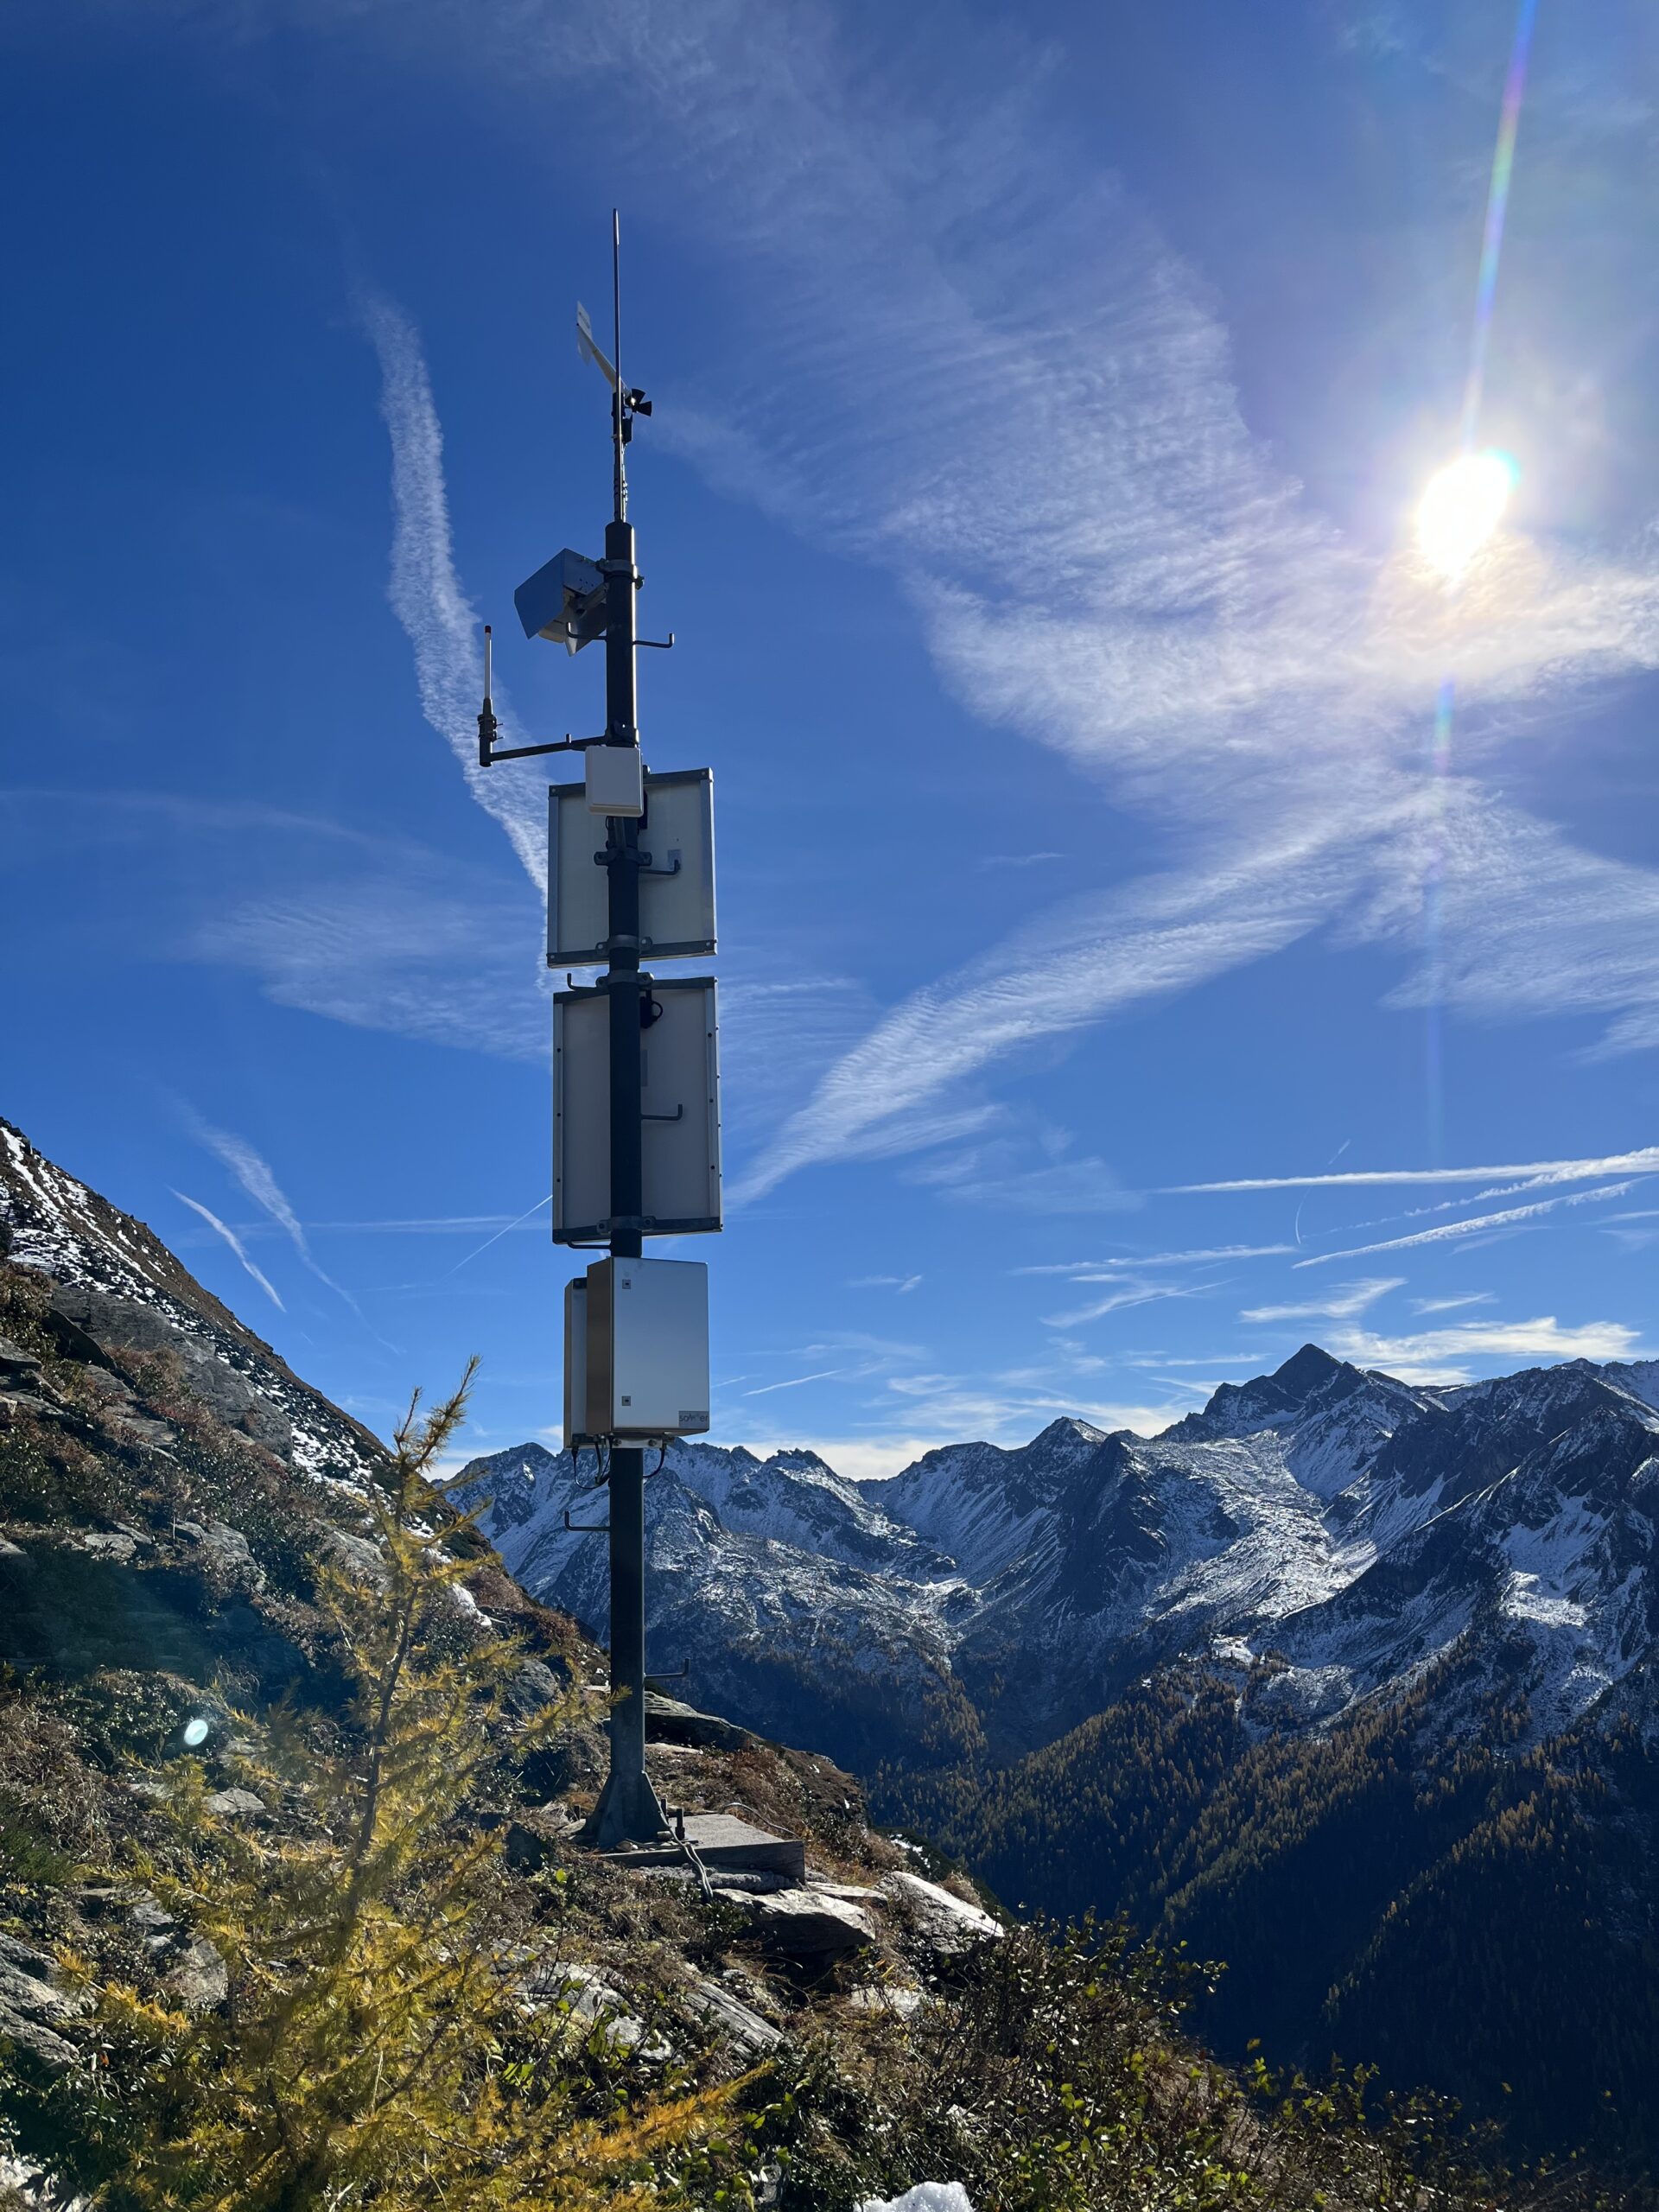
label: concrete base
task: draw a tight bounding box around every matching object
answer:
[595,1811,805,1884]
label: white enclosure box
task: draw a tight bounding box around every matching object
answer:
[584,744,645,818]
[563,1274,590,1446]
[585,1257,710,1439]
[552,977,722,1243]
[549,768,716,967]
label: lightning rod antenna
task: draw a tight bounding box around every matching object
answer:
[612,208,626,524]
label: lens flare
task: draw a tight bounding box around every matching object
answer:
[1416,451,1517,578]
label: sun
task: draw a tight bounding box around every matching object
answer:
[1416,450,1517,578]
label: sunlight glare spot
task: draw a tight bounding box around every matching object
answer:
[1416,451,1517,578]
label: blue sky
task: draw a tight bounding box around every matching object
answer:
[4,0,1659,1478]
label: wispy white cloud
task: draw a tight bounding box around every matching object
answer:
[1040,1281,1215,1330]
[227,1214,550,1236]
[1330,1314,1643,1383]
[739,833,1354,1198]
[1125,1352,1274,1369]
[188,1116,363,1316]
[849,1273,923,1294]
[3,789,541,1064]
[1410,1291,1497,1314]
[359,289,550,899]
[742,1369,844,1397]
[905,1129,1135,1216]
[1294,1179,1641,1268]
[192,881,545,1061]
[171,1192,285,1312]
[445,1195,551,1274]
[1241,1277,1404,1322]
[1016,1243,1294,1277]
[55,6,1659,1194]
[1172,1146,1659,1194]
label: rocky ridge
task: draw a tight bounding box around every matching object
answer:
[461,1343,1659,1763]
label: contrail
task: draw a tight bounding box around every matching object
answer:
[172,1192,285,1312]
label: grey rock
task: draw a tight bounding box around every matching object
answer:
[167,1936,229,2011]
[47,1287,291,1458]
[0,1933,57,1980]
[0,1391,61,1423]
[101,1408,176,1452]
[739,1885,875,1957]
[202,1788,266,1820]
[645,1693,760,1752]
[848,1983,925,2019]
[0,2001,77,2068]
[78,1530,138,1562]
[0,1334,41,1380]
[174,1519,264,1592]
[686,1977,784,2053]
[322,1529,386,1586]
[76,1368,132,1406]
[880,1870,1001,1954]
[529,1963,667,2056]
[504,1657,563,1718]
[0,2145,92,2208]
[0,1942,84,2069]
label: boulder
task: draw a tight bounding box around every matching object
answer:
[202,1788,266,1820]
[740,1885,874,1958]
[849,1983,925,2020]
[0,1935,82,2069]
[880,1871,1001,1955]
[167,1936,229,2011]
[686,1977,783,2053]
[645,1692,759,1752]
[46,1287,290,1457]
[0,1334,41,1383]
[174,1520,264,1592]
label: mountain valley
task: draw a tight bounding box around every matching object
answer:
[456,1304,1659,2156]
[4,1115,1658,2179]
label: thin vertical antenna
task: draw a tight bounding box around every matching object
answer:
[612,208,626,524]
[482,623,493,701]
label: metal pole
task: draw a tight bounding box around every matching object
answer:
[588,221,666,1847]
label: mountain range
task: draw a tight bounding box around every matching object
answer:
[452,1338,1659,1768]
[454,1313,1659,2155]
[6,1113,1657,2161]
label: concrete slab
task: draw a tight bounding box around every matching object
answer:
[594,1811,805,1884]
[682,1814,805,1882]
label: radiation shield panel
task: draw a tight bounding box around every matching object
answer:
[563,1274,593,1446]
[548,768,716,968]
[553,977,722,1243]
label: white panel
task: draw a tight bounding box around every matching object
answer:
[549,785,610,965]
[585,744,644,817]
[553,978,722,1243]
[587,1257,709,1438]
[549,769,716,967]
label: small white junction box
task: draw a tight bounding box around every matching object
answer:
[584,1256,709,1440]
[585,744,645,817]
[563,1274,590,1446]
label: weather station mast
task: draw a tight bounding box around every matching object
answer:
[476,213,721,1850]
